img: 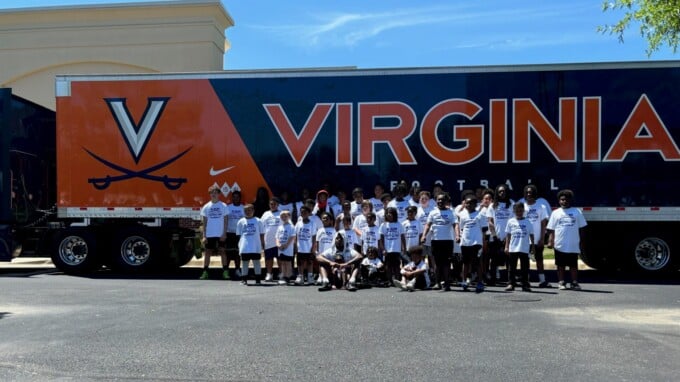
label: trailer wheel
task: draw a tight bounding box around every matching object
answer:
[110,228,158,272]
[51,229,101,274]
[632,236,673,272]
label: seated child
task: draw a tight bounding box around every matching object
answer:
[393,245,431,291]
[350,246,387,288]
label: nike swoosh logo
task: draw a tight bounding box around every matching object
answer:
[209,166,235,176]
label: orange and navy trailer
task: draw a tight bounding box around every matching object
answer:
[10,62,680,273]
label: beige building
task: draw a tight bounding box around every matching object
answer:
[0,0,234,110]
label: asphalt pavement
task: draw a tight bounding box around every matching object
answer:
[1,267,679,382]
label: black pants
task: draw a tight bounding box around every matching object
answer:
[431,240,453,287]
[508,252,530,286]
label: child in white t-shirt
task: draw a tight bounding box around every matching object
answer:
[275,210,296,285]
[236,204,265,285]
[380,207,405,282]
[504,203,533,291]
[393,245,430,291]
[547,189,587,291]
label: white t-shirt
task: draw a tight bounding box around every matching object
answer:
[279,203,294,216]
[200,200,228,238]
[339,228,358,251]
[524,202,549,243]
[486,201,514,240]
[225,203,245,234]
[349,201,363,219]
[547,207,587,253]
[504,217,533,254]
[260,210,282,249]
[236,217,264,254]
[316,227,336,254]
[387,199,410,222]
[402,219,423,250]
[416,205,435,245]
[276,222,296,257]
[360,225,380,254]
[362,257,383,271]
[457,209,488,246]
[426,208,456,241]
[295,219,316,253]
[352,214,369,234]
[369,197,384,212]
[380,222,404,253]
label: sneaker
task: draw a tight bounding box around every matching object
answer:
[318,282,331,291]
[265,273,273,282]
[505,284,515,291]
[558,281,567,290]
[294,275,304,285]
[406,281,416,292]
[199,270,210,280]
[461,281,469,291]
[347,282,357,291]
[222,270,230,280]
[571,282,581,291]
[278,278,288,285]
[431,283,442,290]
[240,280,247,286]
[393,279,407,290]
[538,281,552,288]
[475,281,485,293]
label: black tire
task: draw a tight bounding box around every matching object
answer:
[627,233,675,273]
[50,229,101,274]
[109,228,159,273]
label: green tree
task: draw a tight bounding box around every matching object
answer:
[599,0,680,56]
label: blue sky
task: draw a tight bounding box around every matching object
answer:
[2,0,678,69]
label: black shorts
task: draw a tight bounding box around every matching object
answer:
[278,255,294,263]
[554,250,578,268]
[225,233,239,251]
[385,252,401,263]
[461,245,482,264]
[264,247,278,260]
[431,240,453,259]
[296,252,314,263]
[241,253,261,261]
[205,237,226,251]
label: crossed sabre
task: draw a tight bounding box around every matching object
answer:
[84,147,192,190]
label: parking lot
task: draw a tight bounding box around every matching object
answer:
[1,262,679,382]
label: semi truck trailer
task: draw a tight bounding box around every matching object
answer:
[1,61,679,274]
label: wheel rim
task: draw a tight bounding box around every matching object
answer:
[634,237,671,271]
[58,235,89,266]
[120,236,151,266]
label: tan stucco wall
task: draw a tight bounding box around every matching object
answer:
[0,0,234,110]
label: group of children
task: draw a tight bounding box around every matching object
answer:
[199,181,587,292]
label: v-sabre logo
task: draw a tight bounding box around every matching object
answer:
[83,97,192,190]
[106,97,168,163]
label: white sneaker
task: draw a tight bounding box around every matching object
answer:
[392,279,407,290]
[406,281,416,291]
[265,273,273,282]
[294,275,303,285]
[278,279,287,285]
